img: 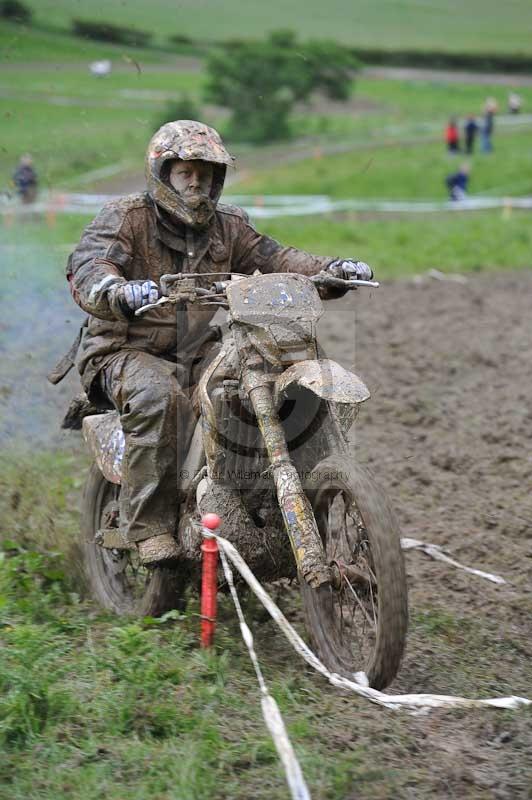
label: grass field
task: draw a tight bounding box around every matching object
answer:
[232,127,532,200]
[2,56,532,194]
[0,20,171,63]
[3,205,532,279]
[257,211,532,274]
[0,65,206,187]
[2,33,532,276]
[26,0,532,55]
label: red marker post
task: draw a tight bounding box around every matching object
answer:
[200,513,221,648]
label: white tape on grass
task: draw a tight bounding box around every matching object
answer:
[3,192,532,218]
[213,532,529,714]
[401,537,506,584]
[216,539,311,800]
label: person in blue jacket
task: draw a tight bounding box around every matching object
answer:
[446,163,470,201]
[481,98,497,153]
[464,115,479,155]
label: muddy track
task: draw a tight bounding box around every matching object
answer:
[325,269,532,604]
[321,269,531,630]
[302,270,529,796]
[315,270,532,794]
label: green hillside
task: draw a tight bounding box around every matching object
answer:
[28,0,532,55]
[0,20,172,62]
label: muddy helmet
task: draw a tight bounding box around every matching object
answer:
[146,120,234,228]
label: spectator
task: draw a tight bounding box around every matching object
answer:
[508,92,522,114]
[445,117,460,153]
[464,114,479,155]
[481,98,498,153]
[12,154,38,204]
[446,162,470,201]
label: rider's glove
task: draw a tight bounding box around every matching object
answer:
[112,280,160,316]
[327,259,374,282]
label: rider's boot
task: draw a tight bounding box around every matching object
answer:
[137,532,180,566]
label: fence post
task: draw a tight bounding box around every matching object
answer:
[200,513,221,648]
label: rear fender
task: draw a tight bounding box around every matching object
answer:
[82,412,124,485]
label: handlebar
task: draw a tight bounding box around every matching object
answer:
[135,271,378,316]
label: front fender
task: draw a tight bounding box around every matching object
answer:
[274,358,370,406]
[274,359,370,435]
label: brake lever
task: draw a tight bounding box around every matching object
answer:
[311,274,379,289]
[344,279,380,288]
[135,284,217,316]
[134,296,176,316]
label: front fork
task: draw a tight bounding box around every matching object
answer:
[234,314,334,587]
[241,368,330,588]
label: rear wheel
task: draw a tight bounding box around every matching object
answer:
[302,456,408,689]
[81,463,184,616]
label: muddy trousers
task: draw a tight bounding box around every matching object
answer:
[99,350,195,544]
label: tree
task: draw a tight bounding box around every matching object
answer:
[0,0,32,23]
[205,31,361,144]
[154,94,202,132]
[303,41,360,101]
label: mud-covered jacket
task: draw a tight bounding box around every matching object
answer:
[68,192,333,394]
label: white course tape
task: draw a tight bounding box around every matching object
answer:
[4,192,532,218]
[401,538,506,584]
[216,540,311,800]
[213,532,529,713]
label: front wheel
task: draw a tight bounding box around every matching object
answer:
[302,456,408,689]
[81,463,184,616]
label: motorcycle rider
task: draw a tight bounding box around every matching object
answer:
[66,120,373,565]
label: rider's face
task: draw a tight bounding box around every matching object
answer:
[169,160,213,197]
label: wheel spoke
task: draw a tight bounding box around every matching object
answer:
[343,575,376,630]
[347,598,363,655]
[368,582,377,627]
[327,502,338,561]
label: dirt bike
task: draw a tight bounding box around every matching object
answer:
[80,270,408,689]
